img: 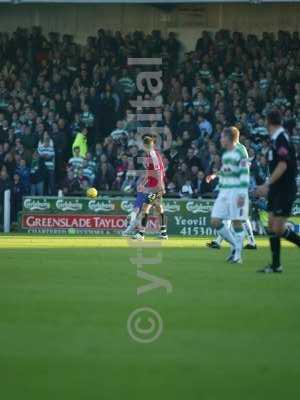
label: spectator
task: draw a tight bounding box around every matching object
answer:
[173,163,190,191]
[95,158,115,191]
[52,120,67,183]
[3,152,16,178]
[82,159,95,185]
[0,164,11,185]
[72,127,88,158]
[193,170,209,198]
[180,180,193,198]
[253,155,269,185]
[251,118,268,138]
[38,132,55,194]
[166,180,177,196]
[81,103,94,128]
[15,158,30,194]
[21,125,38,152]
[68,147,84,176]
[0,166,11,216]
[185,147,202,169]
[110,120,128,143]
[62,169,81,196]
[197,114,213,141]
[0,26,299,205]
[30,150,46,196]
[11,173,24,223]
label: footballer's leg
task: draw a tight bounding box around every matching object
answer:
[207,220,231,249]
[134,203,151,240]
[157,205,168,239]
[122,192,146,236]
[229,191,249,263]
[211,215,236,257]
[211,218,237,261]
[243,219,257,249]
[206,238,222,249]
[122,206,140,236]
[258,191,300,273]
[214,235,223,246]
[258,213,300,273]
[211,195,237,260]
[231,220,245,263]
[154,195,168,240]
[258,213,283,273]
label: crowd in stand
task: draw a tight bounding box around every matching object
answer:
[0,26,300,221]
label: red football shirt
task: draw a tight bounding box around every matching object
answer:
[145,149,165,191]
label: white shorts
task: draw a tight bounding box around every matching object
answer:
[211,190,249,221]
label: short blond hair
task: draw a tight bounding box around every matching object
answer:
[231,126,240,143]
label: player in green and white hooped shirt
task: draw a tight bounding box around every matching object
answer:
[208,141,256,250]
[208,127,250,263]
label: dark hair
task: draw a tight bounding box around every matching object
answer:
[267,109,282,126]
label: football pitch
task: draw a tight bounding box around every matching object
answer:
[0,235,300,400]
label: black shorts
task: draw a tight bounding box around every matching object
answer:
[267,188,297,217]
[146,191,163,206]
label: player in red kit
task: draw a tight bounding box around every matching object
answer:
[134,136,168,240]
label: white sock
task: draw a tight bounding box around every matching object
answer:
[217,224,236,247]
[130,210,138,223]
[127,210,138,229]
[215,235,223,245]
[214,221,230,245]
[224,220,231,230]
[243,219,256,246]
[135,214,142,230]
[233,228,245,259]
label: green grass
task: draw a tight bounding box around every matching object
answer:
[0,236,300,400]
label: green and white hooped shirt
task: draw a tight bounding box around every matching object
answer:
[218,143,250,191]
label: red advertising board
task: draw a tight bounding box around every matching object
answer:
[21,214,159,233]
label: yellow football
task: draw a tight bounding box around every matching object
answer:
[86,187,98,198]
